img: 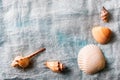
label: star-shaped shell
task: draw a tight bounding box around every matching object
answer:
[77,44,106,74]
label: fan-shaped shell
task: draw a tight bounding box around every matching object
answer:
[78,44,106,74]
[92,26,112,44]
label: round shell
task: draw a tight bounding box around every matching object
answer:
[78,44,106,74]
[92,26,112,44]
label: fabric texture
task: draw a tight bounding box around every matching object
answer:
[0,0,120,80]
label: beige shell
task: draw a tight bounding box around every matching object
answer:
[77,44,106,74]
[92,26,112,44]
[11,56,29,68]
[100,7,109,22]
[11,48,46,68]
[44,61,65,73]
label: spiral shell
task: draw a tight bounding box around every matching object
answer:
[11,56,30,68]
[92,26,112,44]
[78,44,106,74]
[11,48,46,68]
[44,61,65,73]
[100,7,109,22]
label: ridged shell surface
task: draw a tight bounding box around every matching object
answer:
[78,44,106,74]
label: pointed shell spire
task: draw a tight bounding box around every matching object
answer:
[100,7,109,22]
[11,48,46,68]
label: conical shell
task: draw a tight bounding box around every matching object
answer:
[11,48,46,68]
[92,26,112,44]
[78,44,106,74]
[100,7,109,22]
[44,61,64,73]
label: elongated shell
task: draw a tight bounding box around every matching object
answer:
[44,61,65,73]
[78,44,106,74]
[100,7,109,22]
[92,26,112,44]
[11,48,46,68]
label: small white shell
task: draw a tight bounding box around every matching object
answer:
[78,44,106,74]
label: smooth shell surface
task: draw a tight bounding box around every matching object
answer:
[45,61,65,73]
[78,44,106,74]
[92,26,112,44]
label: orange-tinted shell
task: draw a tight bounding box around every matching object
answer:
[11,56,30,68]
[92,26,112,44]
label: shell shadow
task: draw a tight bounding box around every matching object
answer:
[108,31,117,44]
[61,66,72,75]
[23,59,36,70]
[108,11,113,23]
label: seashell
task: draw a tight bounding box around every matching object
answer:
[77,44,106,74]
[11,48,46,68]
[44,61,65,73]
[100,7,109,22]
[11,56,30,68]
[92,26,112,44]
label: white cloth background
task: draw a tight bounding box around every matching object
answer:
[0,0,120,80]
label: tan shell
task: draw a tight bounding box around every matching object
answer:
[92,26,112,44]
[100,7,109,22]
[77,44,106,74]
[44,61,65,73]
[11,48,46,68]
[11,56,30,68]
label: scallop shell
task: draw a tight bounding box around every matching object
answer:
[92,26,112,44]
[78,44,106,74]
